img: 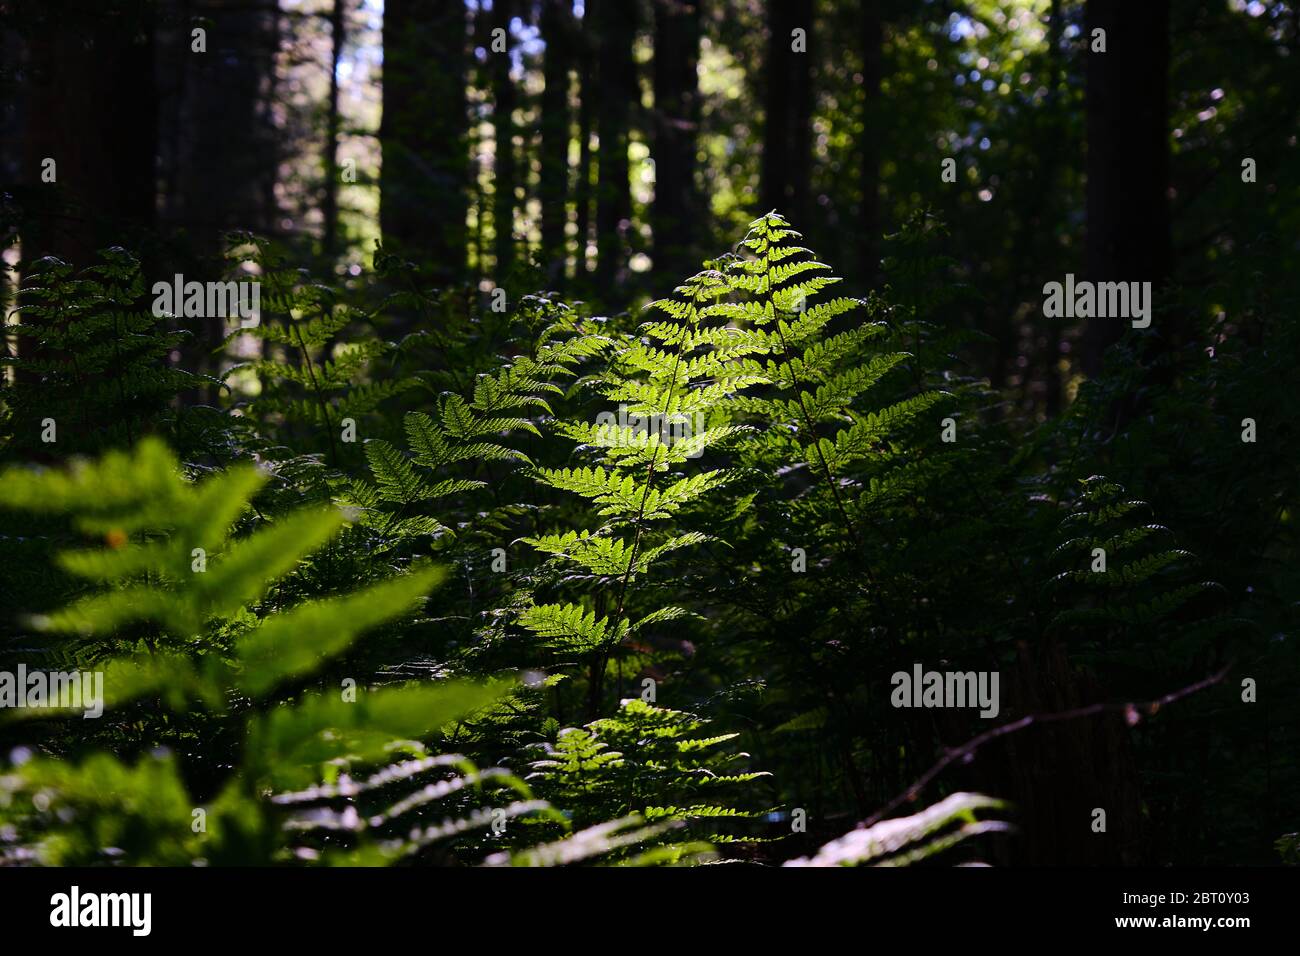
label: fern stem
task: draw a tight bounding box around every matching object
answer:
[773,318,865,557]
[589,323,690,719]
[291,317,341,468]
[760,246,878,595]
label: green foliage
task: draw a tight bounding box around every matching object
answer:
[0,250,208,459]
[350,294,611,550]
[3,207,1286,867]
[1034,312,1300,862]
[506,265,760,709]
[527,698,771,846]
[221,234,418,466]
[1047,476,1223,636]
[0,439,664,866]
[1278,832,1300,866]
[725,212,949,496]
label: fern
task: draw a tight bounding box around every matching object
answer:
[783,793,1008,867]
[0,250,209,460]
[671,212,1021,821]
[220,234,418,467]
[722,212,952,542]
[1046,476,1225,637]
[350,294,611,556]
[526,699,771,850]
[5,208,1252,869]
[0,439,674,867]
[515,266,762,715]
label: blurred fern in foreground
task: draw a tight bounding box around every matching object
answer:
[0,440,733,866]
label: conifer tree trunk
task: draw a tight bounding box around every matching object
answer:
[858,0,882,285]
[321,0,345,259]
[574,18,596,280]
[592,0,636,288]
[154,0,279,402]
[159,0,279,246]
[651,0,701,281]
[19,0,157,264]
[491,0,517,281]
[1042,0,1065,416]
[539,0,573,286]
[379,0,469,281]
[761,0,813,228]
[1082,0,1170,377]
[17,0,158,392]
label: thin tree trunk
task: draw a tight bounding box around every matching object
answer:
[539,0,573,286]
[1043,0,1064,416]
[491,0,517,281]
[1082,0,1170,378]
[761,0,814,228]
[380,0,469,282]
[858,0,882,286]
[574,18,595,280]
[593,0,636,288]
[651,0,701,281]
[321,0,345,259]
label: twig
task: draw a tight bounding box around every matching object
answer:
[862,663,1232,829]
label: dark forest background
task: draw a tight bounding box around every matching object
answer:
[4,0,1298,398]
[0,0,1297,868]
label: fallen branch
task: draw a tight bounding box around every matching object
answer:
[862,663,1233,829]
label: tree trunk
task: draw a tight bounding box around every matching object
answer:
[15,0,158,397]
[651,0,701,282]
[155,0,279,401]
[19,0,157,264]
[858,0,882,286]
[539,0,573,287]
[321,0,345,259]
[761,0,814,229]
[158,0,279,250]
[379,0,469,282]
[491,0,517,282]
[574,18,596,280]
[1082,0,1170,378]
[593,0,637,288]
[1042,0,1064,417]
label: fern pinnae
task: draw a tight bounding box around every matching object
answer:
[516,268,752,714]
[734,212,868,555]
[588,287,693,714]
